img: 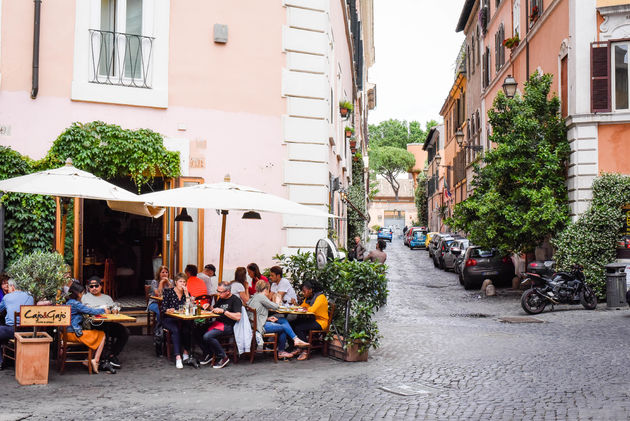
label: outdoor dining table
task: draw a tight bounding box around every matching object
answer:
[271,307,315,316]
[92,313,136,322]
[165,310,220,364]
[149,295,163,302]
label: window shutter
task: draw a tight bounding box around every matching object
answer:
[591,42,610,113]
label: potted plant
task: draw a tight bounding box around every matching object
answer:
[345,126,355,138]
[530,5,539,23]
[7,251,68,385]
[339,100,354,117]
[275,253,388,361]
[503,32,520,50]
[349,137,357,149]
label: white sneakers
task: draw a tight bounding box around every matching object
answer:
[175,358,183,369]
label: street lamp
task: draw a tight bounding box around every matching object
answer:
[434,153,442,167]
[455,130,465,147]
[423,163,429,177]
[502,75,518,98]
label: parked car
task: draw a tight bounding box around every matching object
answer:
[377,227,393,242]
[427,233,446,259]
[404,227,426,248]
[409,229,427,249]
[460,247,515,290]
[442,239,470,272]
[433,236,457,268]
[425,232,438,249]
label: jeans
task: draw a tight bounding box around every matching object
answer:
[162,318,190,358]
[94,322,128,358]
[291,319,322,342]
[263,318,298,351]
[148,302,161,325]
[0,325,14,364]
[201,325,234,359]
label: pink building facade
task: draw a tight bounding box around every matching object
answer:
[0,0,375,279]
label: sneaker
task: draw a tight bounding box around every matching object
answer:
[175,358,184,369]
[212,356,230,369]
[99,361,117,374]
[182,354,190,362]
[199,354,213,366]
[109,356,121,368]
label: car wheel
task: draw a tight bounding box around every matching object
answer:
[463,275,478,290]
[458,271,464,285]
[439,258,446,270]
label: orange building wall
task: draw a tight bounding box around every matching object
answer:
[598,124,630,174]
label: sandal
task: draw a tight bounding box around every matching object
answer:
[293,338,310,348]
[297,352,308,361]
[90,359,99,374]
[277,351,294,359]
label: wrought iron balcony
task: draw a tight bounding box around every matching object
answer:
[89,29,155,89]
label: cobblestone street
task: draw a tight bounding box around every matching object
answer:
[3,240,630,420]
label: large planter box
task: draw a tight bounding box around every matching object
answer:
[15,331,53,385]
[327,335,368,362]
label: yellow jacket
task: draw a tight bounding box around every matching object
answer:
[300,293,329,330]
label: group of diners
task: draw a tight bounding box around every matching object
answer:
[149,263,329,369]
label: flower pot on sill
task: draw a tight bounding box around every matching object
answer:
[345,130,353,138]
[340,108,349,117]
[15,331,53,385]
[327,334,368,362]
[349,140,357,147]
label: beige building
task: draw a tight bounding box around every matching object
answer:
[368,178,416,232]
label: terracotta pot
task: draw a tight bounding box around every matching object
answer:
[340,107,348,117]
[327,335,368,362]
[350,140,357,148]
[345,130,353,138]
[15,331,53,385]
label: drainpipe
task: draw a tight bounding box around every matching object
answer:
[31,0,42,99]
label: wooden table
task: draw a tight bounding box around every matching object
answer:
[165,310,219,320]
[272,308,315,316]
[149,295,163,302]
[92,313,137,322]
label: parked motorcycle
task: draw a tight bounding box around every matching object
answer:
[520,264,597,314]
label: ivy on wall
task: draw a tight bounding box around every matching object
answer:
[0,122,180,269]
[347,153,367,242]
[554,173,630,297]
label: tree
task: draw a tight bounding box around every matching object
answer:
[369,146,416,201]
[446,73,570,254]
[414,174,428,226]
[368,119,438,149]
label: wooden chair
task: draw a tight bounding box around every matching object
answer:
[145,285,156,335]
[246,306,278,363]
[57,326,94,374]
[1,312,23,367]
[305,303,335,360]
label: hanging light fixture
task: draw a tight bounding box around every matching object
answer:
[174,208,193,222]
[434,153,442,167]
[455,130,465,147]
[502,75,518,98]
[242,211,261,220]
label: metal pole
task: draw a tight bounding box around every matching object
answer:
[31,0,42,99]
[218,210,228,283]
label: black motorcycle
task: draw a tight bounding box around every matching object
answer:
[520,264,597,314]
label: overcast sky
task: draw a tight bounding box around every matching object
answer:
[368,0,467,127]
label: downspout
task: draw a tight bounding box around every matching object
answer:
[525,0,530,78]
[31,0,42,99]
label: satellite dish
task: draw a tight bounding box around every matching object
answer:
[315,238,343,269]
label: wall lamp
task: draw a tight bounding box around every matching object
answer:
[455,130,484,151]
[502,75,518,99]
[433,154,451,169]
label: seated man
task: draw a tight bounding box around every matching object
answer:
[268,266,297,306]
[200,282,241,369]
[82,276,128,369]
[197,264,218,295]
[0,279,34,369]
[290,281,329,361]
[185,265,208,304]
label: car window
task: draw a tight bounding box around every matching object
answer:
[470,248,495,258]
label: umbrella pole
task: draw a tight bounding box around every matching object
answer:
[218,210,228,284]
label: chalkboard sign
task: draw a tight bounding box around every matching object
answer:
[19,305,71,327]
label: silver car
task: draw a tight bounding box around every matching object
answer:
[442,239,470,272]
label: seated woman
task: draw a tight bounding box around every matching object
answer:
[246,263,268,295]
[147,265,173,329]
[230,267,250,305]
[65,283,115,374]
[290,281,329,361]
[247,280,309,359]
[161,273,193,369]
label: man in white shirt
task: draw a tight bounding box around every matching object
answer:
[197,264,218,295]
[268,266,297,306]
[82,276,127,368]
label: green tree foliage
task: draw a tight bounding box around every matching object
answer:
[447,73,570,254]
[347,153,367,242]
[369,146,416,200]
[8,251,68,303]
[368,119,438,149]
[274,251,388,353]
[414,174,428,226]
[554,174,630,297]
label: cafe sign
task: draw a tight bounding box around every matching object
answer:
[19,305,71,327]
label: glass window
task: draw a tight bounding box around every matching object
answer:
[124,0,143,79]
[614,44,629,110]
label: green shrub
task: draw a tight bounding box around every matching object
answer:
[554,173,630,297]
[7,251,68,303]
[274,251,388,353]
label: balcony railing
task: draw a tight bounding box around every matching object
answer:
[89,29,154,89]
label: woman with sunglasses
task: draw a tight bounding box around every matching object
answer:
[65,283,116,374]
[161,273,192,369]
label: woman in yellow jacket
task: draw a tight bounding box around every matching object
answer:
[291,280,329,361]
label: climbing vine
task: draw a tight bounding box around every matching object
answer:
[0,122,180,269]
[347,153,367,242]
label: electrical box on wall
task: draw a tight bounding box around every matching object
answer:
[214,24,228,44]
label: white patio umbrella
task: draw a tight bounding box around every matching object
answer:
[137,178,335,282]
[0,159,141,255]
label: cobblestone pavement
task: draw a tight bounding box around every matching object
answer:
[3,240,630,420]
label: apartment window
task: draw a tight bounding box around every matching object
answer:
[613,42,630,110]
[72,0,170,108]
[530,0,543,26]
[513,0,520,37]
[482,48,490,89]
[495,24,505,72]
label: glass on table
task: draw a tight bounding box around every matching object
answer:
[178,305,185,314]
